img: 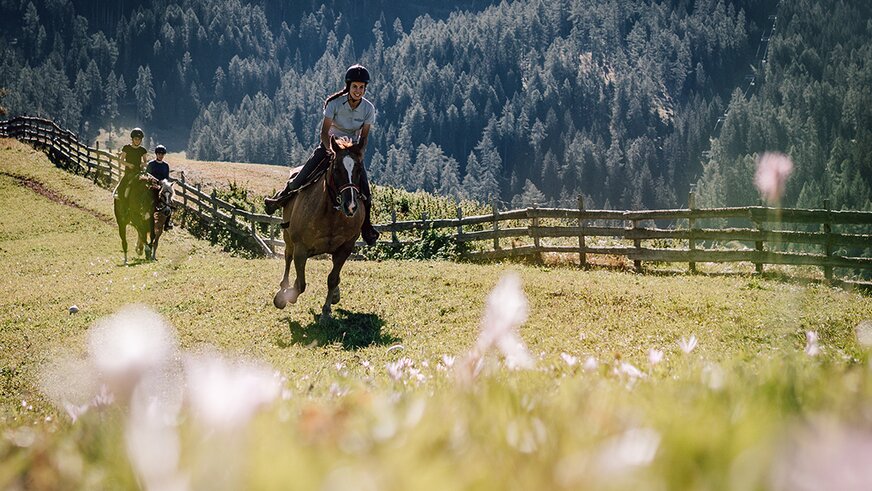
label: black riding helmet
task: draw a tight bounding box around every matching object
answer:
[345,64,370,84]
[130,128,144,139]
[155,144,167,154]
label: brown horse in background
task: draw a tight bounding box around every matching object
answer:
[273,137,365,324]
[113,174,171,263]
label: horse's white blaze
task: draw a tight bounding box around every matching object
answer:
[342,156,355,183]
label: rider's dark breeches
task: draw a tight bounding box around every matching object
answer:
[114,172,138,199]
[288,145,331,190]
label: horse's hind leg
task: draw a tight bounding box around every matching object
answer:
[321,243,353,324]
[119,225,129,265]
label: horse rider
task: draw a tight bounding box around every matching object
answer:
[264,64,380,246]
[146,144,174,230]
[115,127,148,200]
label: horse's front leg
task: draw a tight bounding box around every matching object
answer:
[274,244,308,309]
[321,243,354,324]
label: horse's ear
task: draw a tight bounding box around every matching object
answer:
[350,143,364,159]
[329,135,340,153]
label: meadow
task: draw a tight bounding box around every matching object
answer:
[1,138,872,490]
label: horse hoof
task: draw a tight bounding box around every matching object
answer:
[320,311,331,326]
[273,288,299,309]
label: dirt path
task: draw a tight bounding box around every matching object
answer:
[0,171,114,224]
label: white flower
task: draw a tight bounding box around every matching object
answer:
[648,349,664,365]
[616,362,645,379]
[475,273,534,370]
[678,335,698,354]
[595,428,661,476]
[88,304,178,400]
[855,321,872,348]
[805,331,820,357]
[560,353,579,367]
[583,356,599,371]
[755,152,794,205]
[440,355,456,369]
[184,351,280,431]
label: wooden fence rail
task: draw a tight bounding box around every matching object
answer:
[2,116,871,282]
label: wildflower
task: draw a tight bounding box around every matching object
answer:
[804,331,820,356]
[184,351,280,431]
[678,335,698,354]
[440,355,456,369]
[560,353,579,367]
[583,356,599,371]
[475,272,534,370]
[855,321,872,348]
[595,428,661,476]
[616,362,645,379]
[648,349,664,365]
[87,304,178,401]
[770,418,872,491]
[755,152,794,205]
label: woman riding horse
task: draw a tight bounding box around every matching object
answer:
[265,64,380,246]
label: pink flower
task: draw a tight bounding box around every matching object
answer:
[678,335,698,354]
[475,273,534,370]
[805,331,821,356]
[755,152,794,204]
[648,349,664,365]
[560,353,579,367]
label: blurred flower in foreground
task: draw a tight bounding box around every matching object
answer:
[184,351,281,431]
[88,304,178,401]
[771,418,872,491]
[595,428,661,476]
[560,353,579,367]
[678,335,698,354]
[755,152,794,205]
[804,331,820,356]
[457,273,534,382]
[648,349,664,366]
[583,356,599,371]
[476,273,534,369]
[855,320,872,348]
[386,357,425,384]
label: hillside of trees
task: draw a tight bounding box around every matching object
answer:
[1,0,869,211]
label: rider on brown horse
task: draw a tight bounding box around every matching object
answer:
[146,144,174,230]
[264,64,380,246]
[115,128,148,200]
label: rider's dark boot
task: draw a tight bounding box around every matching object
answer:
[165,214,174,230]
[359,165,379,246]
[361,202,380,246]
[264,180,299,215]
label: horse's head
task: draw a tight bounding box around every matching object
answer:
[158,179,174,206]
[328,136,364,218]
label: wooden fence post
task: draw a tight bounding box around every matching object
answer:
[823,199,833,282]
[456,206,463,243]
[179,172,188,226]
[688,188,697,273]
[211,189,219,227]
[754,214,765,275]
[633,219,642,273]
[391,204,398,245]
[93,141,101,184]
[493,201,501,251]
[577,195,587,269]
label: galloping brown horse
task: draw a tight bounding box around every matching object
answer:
[273,137,365,324]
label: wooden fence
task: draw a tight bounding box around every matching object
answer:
[2,116,871,282]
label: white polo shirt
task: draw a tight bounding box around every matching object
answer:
[324,95,376,143]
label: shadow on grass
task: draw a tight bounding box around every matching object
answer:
[282,308,400,350]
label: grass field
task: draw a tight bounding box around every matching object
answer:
[2,138,872,490]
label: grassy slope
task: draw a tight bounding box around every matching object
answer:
[1,138,872,489]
